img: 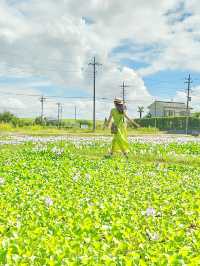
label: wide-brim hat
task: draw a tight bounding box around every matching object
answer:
[114,98,123,105]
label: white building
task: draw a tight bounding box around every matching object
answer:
[148,101,192,117]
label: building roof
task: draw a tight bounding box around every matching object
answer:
[154,100,185,104]
[148,100,192,109]
[46,117,58,121]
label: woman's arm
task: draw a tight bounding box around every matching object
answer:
[107,111,113,128]
[124,112,140,128]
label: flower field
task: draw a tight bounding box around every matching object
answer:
[1,139,200,265]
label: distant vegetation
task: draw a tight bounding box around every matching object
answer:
[2,111,200,134]
[0,112,100,129]
[0,111,160,136]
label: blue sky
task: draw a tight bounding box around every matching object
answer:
[143,70,200,100]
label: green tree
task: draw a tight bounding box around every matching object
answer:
[137,106,144,119]
[0,111,16,123]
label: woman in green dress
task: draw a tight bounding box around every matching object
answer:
[107,98,140,157]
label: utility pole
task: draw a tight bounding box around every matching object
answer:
[154,99,157,129]
[89,57,102,131]
[74,105,77,121]
[185,74,192,135]
[120,81,130,105]
[56,102,61,128]
[60,104,63,127]
[40,95,46,124]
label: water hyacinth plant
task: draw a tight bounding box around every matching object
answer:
[0,138,200,264]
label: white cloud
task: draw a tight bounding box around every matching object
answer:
[0,0,200,118]
[138,1,200,76]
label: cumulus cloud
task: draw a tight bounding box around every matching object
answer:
[138,0,200,76]
[0,0,199,118]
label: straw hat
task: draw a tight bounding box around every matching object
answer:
[114,98,123,105]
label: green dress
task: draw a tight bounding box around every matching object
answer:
[111,108,129,153]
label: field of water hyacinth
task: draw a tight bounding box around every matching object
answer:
[1,137,200,265]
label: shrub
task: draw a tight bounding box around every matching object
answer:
[135,116,200,130]
[0,111,16,123]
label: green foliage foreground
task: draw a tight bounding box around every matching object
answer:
[0,141,200,265]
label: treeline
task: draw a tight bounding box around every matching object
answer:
[0,112,26,127]
[2,111,200,131]
[0,111,96,129]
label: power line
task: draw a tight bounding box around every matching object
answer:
[0,88,145,104]
[0,91,114,104]
[0,91,91,99]
[0,91,41,97]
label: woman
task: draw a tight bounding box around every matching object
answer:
[107,98,140,157]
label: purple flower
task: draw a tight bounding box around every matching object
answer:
[146,230,159,241]
[0,177,5,185]
[144,207,156,217]
[44,196,53,207]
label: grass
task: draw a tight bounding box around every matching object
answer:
[0,123,161,137]
[0,140,200,264]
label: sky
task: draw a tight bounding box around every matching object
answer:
[0,0,200,119]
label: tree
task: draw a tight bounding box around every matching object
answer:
[34,116,47,125]
[137,106,144,119]
[0,111,16,123]
[145,112,152,118]
[192,112,200,118]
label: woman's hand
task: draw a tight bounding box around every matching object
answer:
[124,112,140,128]
[131,120,140,128]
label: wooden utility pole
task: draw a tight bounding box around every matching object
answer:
[89,57,102,131]
[120,81,130,105]
[40,95,46,124]
[75,105,77,121]
[154,100,157,129]
[56,102,61,128]
[185,74,192,135]
[60,104,63,127]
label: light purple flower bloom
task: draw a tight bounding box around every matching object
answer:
[146,230,159,241]
[85,174,91,181]
[0,177,5,185]
[72,172,80,182]
[150,232,159,241]
[44,196,53,207]
[102,224,112,230]
[145,207,156,217]
[51,147,64,156]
